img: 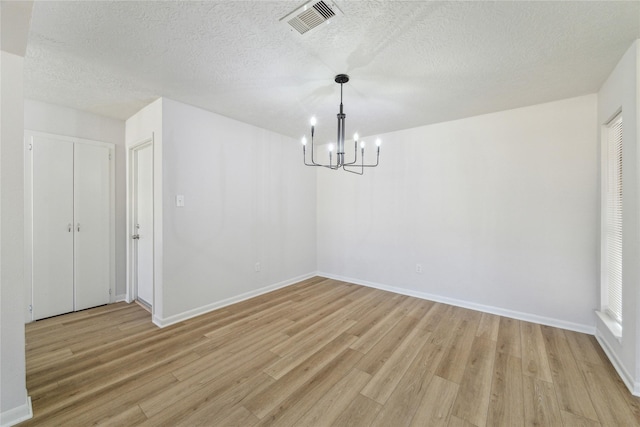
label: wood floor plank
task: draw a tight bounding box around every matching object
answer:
[407,298,435,320]
[201,300,295,340]
[244,332,358,419]
[598,357,640,424]
[360,326,431,404]
[576,360,639,425]
[22,277,640,427]
[416,302,453,334]
[486,351,524,426]
[561,410,602,426]
[522,376,563,426]
[290,368,371,426]
[476,312,500,342]
[27,371,180,426]
[370,337,441,427]
[265,317,357,379]
[409,375,459,427]
[496,316,521,357]
[520,321,552,382]
[355,315,420,375]
[447,415,477,427]
[349,295,411,353]
[282,296,354,337]
[450,337,497,427]
[540,325,599,421]
[193,317,294,358]
[341,288,392,323]
[140,347,279,421]
[333,394,383,426]
[254,348,364,426]
[565,330,608,366]
[28,334,209,419]
[194,333,290,384]
[434,318,478,384]
[94,404,148,425]
[28,311,214,391]
[214,405,261,427]
[157,372,275,427]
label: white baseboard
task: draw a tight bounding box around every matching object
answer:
[595,328,640,396]
[149,270,596,335]
[318,272,595,335]
[0,395,32,427]
[152,272,317,328]
[115,293,127,303]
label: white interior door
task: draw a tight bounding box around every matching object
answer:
[135,143,153,306]
[74,143,111,311]
[32,136,74,320]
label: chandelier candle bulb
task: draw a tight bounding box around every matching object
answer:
[301,74,382,175]
[310,117,316,138]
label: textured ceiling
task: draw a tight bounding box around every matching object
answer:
[24,1,640,143]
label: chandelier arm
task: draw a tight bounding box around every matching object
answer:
[308,132,324,166]
[303,149,318,167]
[303,144,319,167]
[342,165,364,175]
[347,146,380,167]
[349,152,380,168]
[303,133,339,168]
[355,161,380,167]
[342,140,358,166]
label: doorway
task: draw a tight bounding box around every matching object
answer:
[129,140,154,311]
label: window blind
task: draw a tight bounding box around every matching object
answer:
[606,113,623,324]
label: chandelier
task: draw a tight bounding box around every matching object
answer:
[302,74,381,175]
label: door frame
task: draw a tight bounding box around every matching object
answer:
[126,137,155,312]
[24,130,115,322]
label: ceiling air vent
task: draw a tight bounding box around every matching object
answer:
[280,0,344,35]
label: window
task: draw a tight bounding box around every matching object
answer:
[604,113,623,325]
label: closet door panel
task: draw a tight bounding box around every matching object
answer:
[32,137,75,320]
[74,143,111,311]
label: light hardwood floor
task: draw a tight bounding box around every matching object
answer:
[20,277,640,426]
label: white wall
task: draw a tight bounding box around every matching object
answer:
[159,98,316,322]
[23,100,126,307]
[596,40,640,394]
[318,94,599,333]
[1,3,33,424]
[0,51,31,426]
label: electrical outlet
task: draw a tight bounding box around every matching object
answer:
[415,264,423,274]
[255,262,261,272]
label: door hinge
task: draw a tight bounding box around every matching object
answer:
[28,143,33,151]
[28,304,33,313]
[109,153,112,160]
[109,288,112,295]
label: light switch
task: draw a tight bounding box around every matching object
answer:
[176,194,185,207]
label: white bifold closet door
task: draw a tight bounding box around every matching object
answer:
[32,135,111,320]
[74,143,111,311]
[32,138,75,320]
